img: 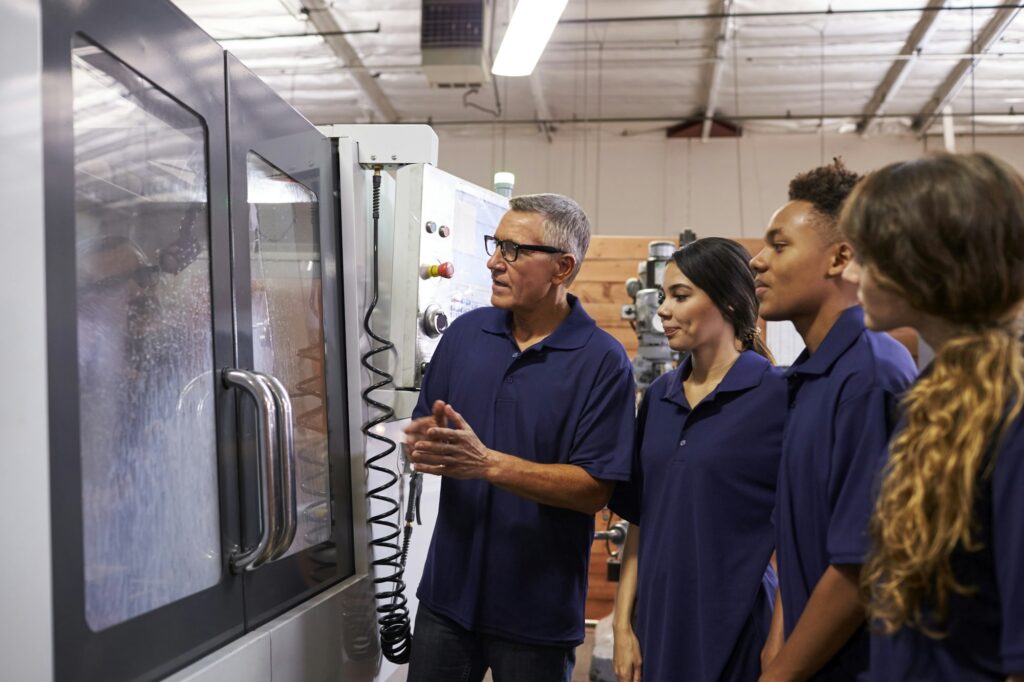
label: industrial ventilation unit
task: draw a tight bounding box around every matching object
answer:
[421,0,491,88]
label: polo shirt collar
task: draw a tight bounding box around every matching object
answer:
[786,305,865,378]
[663,350,770,409]
[480,294,595,351]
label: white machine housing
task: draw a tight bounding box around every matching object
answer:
[319,124,439,168]
[391,164,509,392]
[326,126,506,682]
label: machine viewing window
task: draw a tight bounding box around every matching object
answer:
[71,36,220,631]
[247,151,332,555]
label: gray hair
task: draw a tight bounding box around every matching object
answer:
[508,193,591,284]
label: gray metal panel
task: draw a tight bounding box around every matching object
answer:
[0,1,53,680]
[266,576,378,681]
[163,632,271,682]
[335,137,373,578]
[163,577,379,682]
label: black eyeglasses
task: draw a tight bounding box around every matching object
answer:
[483,235,566,263]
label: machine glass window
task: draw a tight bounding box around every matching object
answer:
[247,151,332,555]
[71,36,221,631]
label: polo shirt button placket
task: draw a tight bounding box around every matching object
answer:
[506,350,520,384]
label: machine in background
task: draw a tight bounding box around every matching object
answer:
[619,231,696,397]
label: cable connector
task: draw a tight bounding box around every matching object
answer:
[405,472,423,527]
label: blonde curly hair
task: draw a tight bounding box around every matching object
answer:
[840,152,1024,635]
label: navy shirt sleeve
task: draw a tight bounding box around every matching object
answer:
[994,439,1024,673]
[826,386,899,565]
[608,390,649,524]
[566,348,636,482]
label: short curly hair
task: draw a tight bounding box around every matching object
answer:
[789,158,861,242]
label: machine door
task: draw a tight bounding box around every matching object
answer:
[225,53,356,627]
[43,1,245,680]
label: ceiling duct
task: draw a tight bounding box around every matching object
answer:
[421,0,492,88]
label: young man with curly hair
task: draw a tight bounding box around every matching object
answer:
[751,160,918,681]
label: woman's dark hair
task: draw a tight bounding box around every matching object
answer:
[671,237,773,362]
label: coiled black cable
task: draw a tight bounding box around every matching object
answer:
[361,168,419,664]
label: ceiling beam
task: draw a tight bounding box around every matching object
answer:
[298,0,399,123]
[857,0,947,135]
[912,2,1021,134]
[700,0,734,142]
[560,4,1024,24]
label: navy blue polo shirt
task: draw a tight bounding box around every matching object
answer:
[611,350,787,681]
[777,305,917,680]
[870,392,1024,681]
[412,294,635,647]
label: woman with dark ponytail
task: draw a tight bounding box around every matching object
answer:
[611,237,786,681]
[841,152,1024,682]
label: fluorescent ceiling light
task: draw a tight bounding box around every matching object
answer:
[491,0,569,77]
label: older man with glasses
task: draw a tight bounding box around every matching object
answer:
[404,193,636,682]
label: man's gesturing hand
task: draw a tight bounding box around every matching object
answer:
[408,403,497,480]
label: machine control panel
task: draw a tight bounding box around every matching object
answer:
[424,262,455,279]
[390,164,508,389]
[422,305,449,338]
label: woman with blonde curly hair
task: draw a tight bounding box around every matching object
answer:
[840,152,1024,682]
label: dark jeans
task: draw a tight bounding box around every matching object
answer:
[407,605,576,682]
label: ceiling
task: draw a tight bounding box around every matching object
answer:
[169,0,1024,137]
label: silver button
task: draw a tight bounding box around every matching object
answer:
[679,439,687,446]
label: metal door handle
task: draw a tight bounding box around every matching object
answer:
[223,368,280,572]
[261,372,297,560]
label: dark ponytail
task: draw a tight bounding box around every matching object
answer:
[671,238,775,364]
[748,330,773,362]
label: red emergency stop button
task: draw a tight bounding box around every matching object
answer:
[427,262,455,279]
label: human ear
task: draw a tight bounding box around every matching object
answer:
[827,242,854,278]
[552,253,577,284]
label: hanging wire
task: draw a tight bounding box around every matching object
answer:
[489,0,500,176]
[971,1,977,150]
[661,136,669,230]
[490,116,498,179]
[463,87,501,117]
[731,22,746,237]
[571,17,579,200]
[583,0,591,211]
[686,138,693,228]
[501,77,509,169]
[819,22,827,164]
[596,38,604,233]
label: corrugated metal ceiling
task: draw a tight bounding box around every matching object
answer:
[169,0,1024,136]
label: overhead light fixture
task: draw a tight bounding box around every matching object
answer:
[491,0,568,77]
